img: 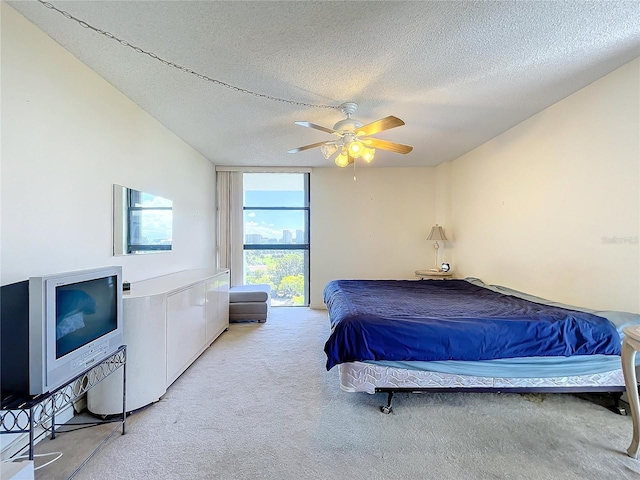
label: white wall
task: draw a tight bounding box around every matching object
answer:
[1,4,216,286]
[449,58,640,313]
[310,167,437,307]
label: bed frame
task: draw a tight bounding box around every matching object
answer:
[337,361,627,414]
[377,387,626,414]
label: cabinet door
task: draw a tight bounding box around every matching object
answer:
[205,272,229,343]
[217,271,230,331]
[166,284,206,385]
[88,294,167,415]
[204,279,217,344]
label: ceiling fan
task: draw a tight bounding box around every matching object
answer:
[288,102,413,167]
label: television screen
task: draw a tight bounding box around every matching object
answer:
[55,275,118,359]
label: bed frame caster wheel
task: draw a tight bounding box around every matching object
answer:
[380,391,394,414]
[609,392,628,415]
[612,405,628,416]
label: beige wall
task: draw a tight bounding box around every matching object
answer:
[1,4,216,285]
[449,58,640,313]
[310,167,437,307]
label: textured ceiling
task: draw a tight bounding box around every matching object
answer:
[7,1,640,168]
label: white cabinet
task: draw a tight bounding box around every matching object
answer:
[87,269,230,415]
[166,284,206,384]
[205,276,230,344]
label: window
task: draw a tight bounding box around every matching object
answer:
[243,173,309,306]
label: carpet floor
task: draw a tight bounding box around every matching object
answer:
[30,307,640,479]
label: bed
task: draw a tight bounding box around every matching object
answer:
[323,278,640,413]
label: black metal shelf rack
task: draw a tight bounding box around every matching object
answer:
[1,345,126,478]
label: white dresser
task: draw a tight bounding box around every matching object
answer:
[87,268,230,415]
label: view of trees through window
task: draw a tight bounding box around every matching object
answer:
[243,173,309,306]
[245,250,306,306]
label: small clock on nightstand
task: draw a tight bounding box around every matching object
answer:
[414,269,454,280]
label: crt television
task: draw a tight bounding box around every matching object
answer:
[1,266,124,399]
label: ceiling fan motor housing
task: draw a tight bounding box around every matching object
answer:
[333,102,362,133]
[333,118,363,133]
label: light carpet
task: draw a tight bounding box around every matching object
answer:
[32,307,640,479]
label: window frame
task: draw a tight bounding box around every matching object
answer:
[242,173,310,306]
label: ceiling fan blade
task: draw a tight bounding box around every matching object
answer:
[364,138,413,154]
[287,141,328,154]
[356,116,405,137]
[294,121,337,135]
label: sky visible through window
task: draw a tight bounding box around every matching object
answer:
[129,190,173,247]
[243,173,307,244]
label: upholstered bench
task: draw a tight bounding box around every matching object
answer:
[229,284,271,323]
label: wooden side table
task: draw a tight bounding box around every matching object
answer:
[621,326,640,459]
[415,270,454,280]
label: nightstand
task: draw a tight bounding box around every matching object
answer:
[415,270,454,280]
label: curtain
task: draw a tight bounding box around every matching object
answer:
[216,171,243,286]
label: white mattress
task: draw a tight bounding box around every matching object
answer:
[338,361,625,394]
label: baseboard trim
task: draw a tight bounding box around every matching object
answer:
[309,303,327,310]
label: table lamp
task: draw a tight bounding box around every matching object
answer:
[427,224,447,270]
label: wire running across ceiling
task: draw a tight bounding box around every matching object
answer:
[36,0,341,111]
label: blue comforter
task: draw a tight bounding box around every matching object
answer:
[323,280,621,370]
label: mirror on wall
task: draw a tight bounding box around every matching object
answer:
[113,184,173,255]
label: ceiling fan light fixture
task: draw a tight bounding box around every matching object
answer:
[347,140,364,158]
[320,143,338,159]
[362,147,375,163]
[335,149,349,167]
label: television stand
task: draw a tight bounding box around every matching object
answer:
[0,345,126,478]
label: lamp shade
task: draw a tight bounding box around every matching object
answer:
[427,225,447,241]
